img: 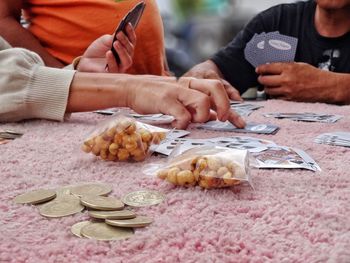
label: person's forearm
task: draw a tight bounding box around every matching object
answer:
[333,73,350,104]
[0,17,64,67]
[66,73,132,113]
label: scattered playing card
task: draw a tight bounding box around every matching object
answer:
[166,130,190,139]
[94,108,174,125]
[251,145,321,172]
[244,31,298,68]
[315,131,350,148]
[155,138,213,156]
[264,112,343,123]
[198,121,280,135]
[230,101,264,117]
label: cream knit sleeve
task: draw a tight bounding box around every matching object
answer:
[0,38,75,122]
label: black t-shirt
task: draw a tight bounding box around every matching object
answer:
[211,0,350,94]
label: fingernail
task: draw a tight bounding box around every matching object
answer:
[238,117,246,128]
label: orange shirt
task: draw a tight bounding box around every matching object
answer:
[23,0,168,75]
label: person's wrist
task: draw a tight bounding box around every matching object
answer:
[123,76,138,109]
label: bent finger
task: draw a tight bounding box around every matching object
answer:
[125,23,137,45]
[227,110,246,129]
[105,50,120,73]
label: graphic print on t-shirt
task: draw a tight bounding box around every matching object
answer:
[318,49,340,72]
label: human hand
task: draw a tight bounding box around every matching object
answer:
[126,77,245,130]
[256,62,335,103]
[77,24,136,73]
[184,60,242,101]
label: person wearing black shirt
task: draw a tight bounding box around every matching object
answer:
[185,0,350,104]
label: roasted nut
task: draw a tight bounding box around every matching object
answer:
[196,158,207,171]
[84,138,94,148]
[113,132,124,145]
[217,166,229,177]
[105,127,116,138]
[167,167,180,185]
[177,170,196,186]
[107,153,117,162]
[157,169,169,180]
[125,141,138,152]
[117,149,130,161]
[152,132,166,144]
[207,157,221,171]
[91,144,101,156]
[100,149,109,160]
[125,123,136,135]
[223,172,240,186]
[81,144,91,153]
[140,129,153,143]
[109,143,119,155]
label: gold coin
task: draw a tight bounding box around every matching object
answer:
[106,216,153,228]
[122,190,165,207]
[81,222,134,241]
[80,195,124,211]
[39,195,84,218]
[55,187,71,197]
[71,221,91,238]
[14,189,56,205]
[70,183,112,197]
[88,210,136,220]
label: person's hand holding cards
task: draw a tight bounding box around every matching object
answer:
[107,1,146,71]
[76,30,136,73]
[106,23,137,73]
[256,62,336,103]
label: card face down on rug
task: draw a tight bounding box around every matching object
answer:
[198,121,280,135]
[264,112,343,123]
[315,131,350,148]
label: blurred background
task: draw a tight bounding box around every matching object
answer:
[156,0,298,76]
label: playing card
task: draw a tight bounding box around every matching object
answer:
[109,1,146,65]
[155,138,213,156]
[244,33,266,67]
[315,132,350,148]
[264,112,343,123]
[128,113,174,125]
[209,136,276,152]
[230,101,264,116]
[263,32,298,64]
[251,145,321,171]
[94,108,175,125]
[166,130,190,139]
[198,121,280,135]
[244,31,298,67]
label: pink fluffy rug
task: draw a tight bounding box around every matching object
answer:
[0,100,349,263]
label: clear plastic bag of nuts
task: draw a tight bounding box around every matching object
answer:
[81,115,168,162]
[148,146,252,189]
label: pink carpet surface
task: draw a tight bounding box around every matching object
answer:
[0,100,349,263]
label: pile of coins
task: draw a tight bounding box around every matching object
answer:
[0,129,23,145]
[14,183,165,241]
[158,155,245,189]
[81,118,166,162]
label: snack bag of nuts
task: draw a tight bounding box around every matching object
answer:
[81,115,168,162]
[154,146,251,189]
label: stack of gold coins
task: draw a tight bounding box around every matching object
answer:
[14,184,165,241]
